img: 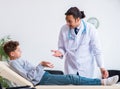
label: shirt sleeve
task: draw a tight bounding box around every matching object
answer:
[23,60,44,80]
[89,25,104,68]
[58,27,66,59]
[24,60,44,70]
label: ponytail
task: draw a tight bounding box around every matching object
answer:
[80,11,85,19]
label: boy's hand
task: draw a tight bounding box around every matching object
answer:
[40,61,54,68]
[51,50,63,57]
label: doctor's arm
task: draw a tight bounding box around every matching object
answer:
[90,27,109,78]
[52,28,66,58]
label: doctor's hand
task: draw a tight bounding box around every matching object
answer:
[100,68,109,79]
[40,61,54,68]
[51,50,63,57]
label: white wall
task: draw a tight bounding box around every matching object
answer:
[0,0,120,73]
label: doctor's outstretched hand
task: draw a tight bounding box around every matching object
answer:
[51,50,63,57]
[100,68,109,79]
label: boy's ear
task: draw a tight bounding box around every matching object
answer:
[10,52,14,57]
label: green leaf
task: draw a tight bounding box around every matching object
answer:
[0,35,11,61]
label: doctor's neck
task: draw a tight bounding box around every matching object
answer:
[74,19,81,28]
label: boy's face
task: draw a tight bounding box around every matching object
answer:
[9,46,22,59]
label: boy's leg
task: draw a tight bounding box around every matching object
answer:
[39,72,101,85]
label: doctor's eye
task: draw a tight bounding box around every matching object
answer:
[66,20,72,24]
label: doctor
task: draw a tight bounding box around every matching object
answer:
[52,7,108,78]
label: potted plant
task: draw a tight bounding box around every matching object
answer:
[0,35,11,88]
[0,35,11,61]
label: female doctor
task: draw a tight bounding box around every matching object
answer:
[52,7,109,78]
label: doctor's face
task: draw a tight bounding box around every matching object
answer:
[66,15,80,29]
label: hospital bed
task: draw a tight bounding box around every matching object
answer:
[0,61,120,89]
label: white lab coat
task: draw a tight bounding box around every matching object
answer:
[58,20,104,78]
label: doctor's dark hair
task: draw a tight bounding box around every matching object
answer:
[65,7,85,19]
[3,40,19,56]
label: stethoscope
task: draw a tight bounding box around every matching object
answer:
[68,20,86,40]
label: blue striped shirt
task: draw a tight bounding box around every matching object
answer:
[8,58,45,85]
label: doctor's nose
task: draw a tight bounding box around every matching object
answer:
[66,22,70,25]
[66,22,71,27]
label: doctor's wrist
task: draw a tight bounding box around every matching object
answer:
[59,55,63,59]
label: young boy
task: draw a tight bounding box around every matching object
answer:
[3,41,119,86]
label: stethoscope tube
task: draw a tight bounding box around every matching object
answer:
[68,20,86,40]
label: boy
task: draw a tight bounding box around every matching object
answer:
[3,41,119,86]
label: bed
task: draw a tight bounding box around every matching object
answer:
[0,61,120,89]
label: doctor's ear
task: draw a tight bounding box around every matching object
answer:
[75,18,80,22]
